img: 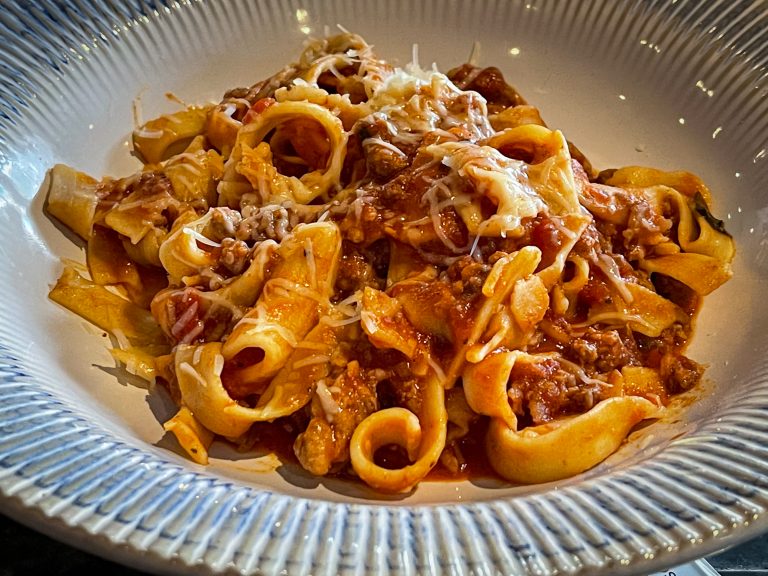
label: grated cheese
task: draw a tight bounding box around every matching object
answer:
[360,310,378,335]
[292,354,330,369]
[183,227,221,248]
[426,354,447,383]
[179,322,204,344]
[234,318,299,348]
[214,353,225,375]
[466,307,512,363]
[111,328,130,351]
[267,277,328,306]
[199,290,245,322]
[558,357,610,389]
[171,300,199,339]
[362,137,407,158]
[178,361,208,389]
[320,313,361,327]
[304,237,317,290]
[134,128,164,139]
[314,378,341,423]
[594,253,634,304]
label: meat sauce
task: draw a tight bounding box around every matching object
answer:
[44,25,735,496]
[178,145,704,487]
[157,63,708,486]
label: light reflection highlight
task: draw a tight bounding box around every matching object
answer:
[696,79,715,97]
[640,39,662,53]
[296,8,311,35]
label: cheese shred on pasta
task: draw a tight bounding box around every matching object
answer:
[44,32,735,493]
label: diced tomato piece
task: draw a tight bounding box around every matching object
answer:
[242,97,276,124]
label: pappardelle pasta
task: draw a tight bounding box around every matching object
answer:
[45,32,734,493]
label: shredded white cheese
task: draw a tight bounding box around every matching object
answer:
[178,361,208,389]
[183,227,221,248]
[171,300,199,339]
[292,354,331,369]
[134,128,164,139]
[214,353,225,375]
[320,313,361,327]
[295,340,330,351]
[304,237,317,290]
[112,328,130,350]
[314,378,341,423]
[266,277,328,306]
[594,253,634,304]
[232,319,299,348]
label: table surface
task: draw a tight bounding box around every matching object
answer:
[1,513,766,575]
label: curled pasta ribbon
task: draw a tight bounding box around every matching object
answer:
[485,396,661,484]
[641,252,732,296]
[350,370,447,493]
[227,321,342,422]
[297,32,391,99]
[175,342,250,438]
[678,192,735,261]
[207,104,241,156]
[449,246,540,378]
[489,104,545,131]
[132,106,211,165]
[639,186,735,295]
[222,222,341,386]
[427,140,544,237]
[163,406,214,465]
[49,267,165,347]
[223,100,347,205]
[275,84,370,130]
[44,164,101,241]
[561,255,590,295]
[511,275,549,333]
[577,281,688,337]
[158,209,220,284]
[150,240,276,345]
[163,135,223,206]
[601,166,713,204]
[474,273,549,353]
[461,350,524,428]
[175,322,341,439]
[483,124,581,215]
[360,287,419,359]
[86,226,149,305]
[301,53,356,86]
[535,213,591,290]
[215,239,278,307]
[596,172,735,295]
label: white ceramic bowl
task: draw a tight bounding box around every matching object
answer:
[1,1,767,574]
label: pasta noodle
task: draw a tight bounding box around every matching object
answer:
[44,32,734,493]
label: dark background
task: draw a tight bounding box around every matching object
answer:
[1,513,766,575]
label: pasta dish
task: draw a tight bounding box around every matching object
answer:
[44,33,734,493]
